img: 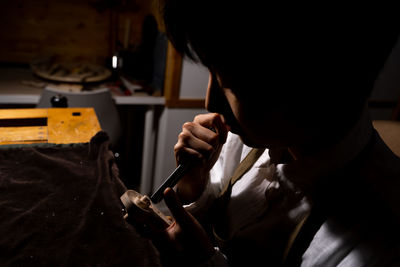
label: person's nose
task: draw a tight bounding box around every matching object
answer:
[205,73,229,114]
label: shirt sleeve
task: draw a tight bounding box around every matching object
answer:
[184,132,244,216]
[182,172,216,216]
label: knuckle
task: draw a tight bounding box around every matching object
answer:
[204,145,215,156]
[209,132,219,142]
[194,113,207,121]
[208,113,221,124]
[178,131,191,142]
[209,112,220,120]
[193,114,202,121]
[207,132,220,146]
[195,152,205,161]
[174,143,183,152]
[182,121,195,130]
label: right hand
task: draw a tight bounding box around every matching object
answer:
[174,113,229,203]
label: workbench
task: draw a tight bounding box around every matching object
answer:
[0,108,101,145]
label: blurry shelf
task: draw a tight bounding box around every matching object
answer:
[0,93,165,106]
[114,95,165,105]
[0,94,40,104]
[0,67,165,106]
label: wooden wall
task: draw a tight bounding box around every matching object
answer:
[0,0,162,65]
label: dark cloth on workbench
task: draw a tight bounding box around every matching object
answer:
[0,131,160,266]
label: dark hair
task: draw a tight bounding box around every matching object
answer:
[161,1,399,125]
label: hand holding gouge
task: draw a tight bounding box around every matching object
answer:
[151,113,229,204]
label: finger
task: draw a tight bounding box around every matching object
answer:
[175,128,216,159]
[174,146,203,166]
[194,113,229,143]
[183,122,220,147]
[193,113,223,128]
[163,187,192,227]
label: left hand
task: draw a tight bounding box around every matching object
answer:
[150,188,215,265]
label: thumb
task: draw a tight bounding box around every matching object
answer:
[163,188,215,262]
[163,187,192,226]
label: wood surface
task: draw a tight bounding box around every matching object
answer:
[120,189,172,231]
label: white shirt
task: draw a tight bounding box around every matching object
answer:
[188,134,309,266]
[187,109,400,266]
